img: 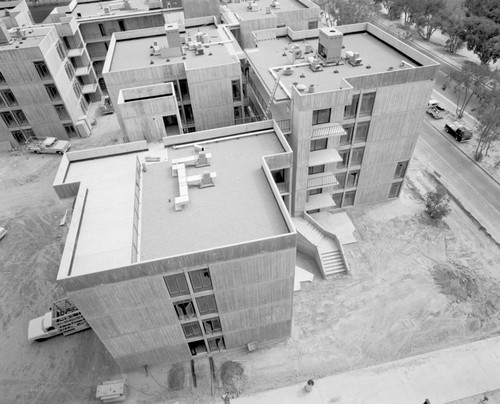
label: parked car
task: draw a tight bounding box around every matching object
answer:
[0,226,6,241]
[426,100,445,119]
[444,123,473,142]
[26,137,71,155]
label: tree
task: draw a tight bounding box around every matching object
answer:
[464,0,500,24]
[460,15,500,65]
[440,12,466,53]
[326,0,380,26]
[447,61,492,119]
[425,185,451,220]
[474,86,500,161]
[409,0,447,41]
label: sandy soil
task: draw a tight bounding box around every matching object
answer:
[1,104,500,403]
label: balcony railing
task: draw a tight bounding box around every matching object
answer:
[305,193,335,211]
[75,65,91,76]
[309,149,343,166]
[82,83,99,94]
[67,47,85,58]
[276,119,291,133]
[312,123,346,139]
[307,173,338,188]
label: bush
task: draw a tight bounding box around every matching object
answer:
[425,186,451,220]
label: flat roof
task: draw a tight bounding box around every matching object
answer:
[73,0,169,19]
[110,24,238,71]
[64,152,141,276]
[60,130,290,276]
[0,26,53,51]
[224,0,306,21]
[247,31,418,101]
[140,132,289,261]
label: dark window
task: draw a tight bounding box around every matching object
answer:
[354,121,370,143]
[207,336,225,352]
[65,62,74,80]
[389,182,402,198]
[73,82,82,98]
[1,90,17,106]
[188,339,207,356]
[232,80,241,102]
[346,170,359,187]
[272,169,285,183]
[80,98,89,113]
[23,128,35,139]
[308,20,318,29]
[0,71,5,83]
[98,77,107,92]
[182,321,202,338]
[337,150,349,169]
[203,317,222,334]
[164,273,190,297]
[63,124,77,137]
[350,147,364,165]
[54,104,70,121]
[11,130,26,143]
[332,192,343,207]
[334,172,346,189]
[179,79,190,101]
[196,295,217,316]
[0,111,15,127]
[189,269,212,293]
[165,80,180,101]
[118,20,125,31]
[63,36,71,49]
[234,106,242,123]
[34,61,51,79]
[173,299,196,320]
[344,94,359,119]
[340,124,354,145]
[308,165,325,175]
[359,92,376,117]
[308,187,322,196]
[56,41,66,61]
[45,84,60,101]
[13,110,28,125]
[0,95,4,108]
[344,190,356,206]
[99,23,106,36]
[312,108,331,125]
[184,104,194,124]
[394,161,409,179]
[310,138,327,151]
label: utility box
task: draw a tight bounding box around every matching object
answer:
[317,28,343,64]
[76,117,91,138]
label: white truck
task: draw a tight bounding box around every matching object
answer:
[426,100,446,119]
[26,137,71,155]
[28,298,90,343]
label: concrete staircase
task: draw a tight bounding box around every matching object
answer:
[293,216,347,277]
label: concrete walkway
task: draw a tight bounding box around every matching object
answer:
[233,337,500,404]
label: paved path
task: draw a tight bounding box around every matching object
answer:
[233,337,500,404]
[415,122,500,244]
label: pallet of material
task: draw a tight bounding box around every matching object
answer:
[96,379,127,403]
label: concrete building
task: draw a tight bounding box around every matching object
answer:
[52,120,295,370]
[0,23,92,147]
[221,0,320,50]
[44,0,219,93]
[245,23,439,214]
[103,19,248,141]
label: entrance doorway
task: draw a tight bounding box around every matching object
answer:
[163,115,180,136]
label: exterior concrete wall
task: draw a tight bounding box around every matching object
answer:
[0,26,87,146]
[66,243,295,370]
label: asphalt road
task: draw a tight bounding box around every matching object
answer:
[415,119,500,244]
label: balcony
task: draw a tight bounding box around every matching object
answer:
[307,173,338,189]
[82,82,99,94]
[276,182,290,195]
[75,65,91,76]
[309,149,342,166]
[67,47,85,58]
[312,123,346,139]
[305,193,336,211]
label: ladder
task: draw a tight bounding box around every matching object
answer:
[52,298,90,336]
[264,72,281,119]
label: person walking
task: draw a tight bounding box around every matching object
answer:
[305,379,314,392]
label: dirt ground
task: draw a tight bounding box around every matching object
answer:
[1,105,500,403]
